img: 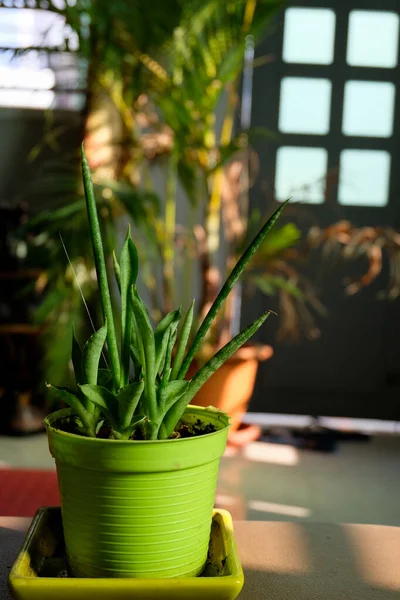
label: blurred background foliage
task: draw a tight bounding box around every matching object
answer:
[8,0,398,392]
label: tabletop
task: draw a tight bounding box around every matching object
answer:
[1,517,400,599]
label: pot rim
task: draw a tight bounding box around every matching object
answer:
[44,405,230,445]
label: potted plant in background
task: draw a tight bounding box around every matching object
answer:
[36,148,286,582]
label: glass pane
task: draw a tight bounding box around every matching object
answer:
[342,81,395,138]
[0,8,68,47]
[0,89,55,109]
[279,77,331,134]
[347,11,399,68]
[0,9,84,110]
[275,147,328,204]
[338,150,391,206]
[283,8,336,65]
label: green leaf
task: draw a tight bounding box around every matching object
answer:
[79,384,119,429]
[113,414,147,440]
[97,368,114,390]
[112,250,121,292]
[120,227,139,386]
[178,201,288,379]
[250,224,301,260]
[71,325,83,385]
[161,326,178,387]
[82,321,108,386]
[131,288,157,424]
[159,380,190,413]
[251,275,304,299]
[130,333,142,374]
[170,300,194,380]
[154,308,181,374]
[81,146,120,387]
[46,384,92,435]
[117,381,145,429]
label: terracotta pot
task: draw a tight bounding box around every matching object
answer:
[188,344,273,439]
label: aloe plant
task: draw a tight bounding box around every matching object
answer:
[47,148,286,440]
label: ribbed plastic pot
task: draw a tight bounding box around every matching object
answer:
[44,405,229,579]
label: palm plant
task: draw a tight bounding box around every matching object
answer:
[18,0,294,386]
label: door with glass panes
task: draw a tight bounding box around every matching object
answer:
[246,1,400,419]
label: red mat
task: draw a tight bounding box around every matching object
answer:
[0,469,60,517]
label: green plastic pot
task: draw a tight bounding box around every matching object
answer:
[44,405,229,579]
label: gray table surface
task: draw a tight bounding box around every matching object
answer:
[1,517,400,599]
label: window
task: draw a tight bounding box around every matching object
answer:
[283,8,336,65]
[274,6,398,208]
[276,147,328,204]
[0,5,86,111]
[347,11,399,68]
[342,81,395,138]
[338,150,391,207]
[279,77,332,135]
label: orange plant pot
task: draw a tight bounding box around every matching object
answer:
[188,345,273,441]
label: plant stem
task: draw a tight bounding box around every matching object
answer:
[81,145,121,389]
[206,87,237,258]
[183,203,196,311]
[163,151,178,313]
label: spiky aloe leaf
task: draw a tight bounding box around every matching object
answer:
[79,384,119,430]
[154,308,181,375]
[46,384,94,437]
[81,145,120,388]
[178,201,288,379]
[170,300,195,380]
[71,325,83,385]
[161,311,272,438]
[82,321,108,386]
[119,227,139,386]
[131,288,157,427]
[118,381,145,430]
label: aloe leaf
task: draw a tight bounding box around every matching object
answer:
[131,289,157,425]
[159,380,190,413]
[178,202,288,379]
[46,384,93,436]
[160,326,178,387]
[82,321,108,386]
[162,311,272,438]
[97,368,114,391]
[130,337,142,373]
[190,311,272,397]
[154,308,181,374]
[71,325,83,385]
[81,145,120,388]
[120,227,139,386]
[112,250,121,292]
[117,381,145,429]
[170,300,194,380]
[79,384,119,429]
[113,414,147,440]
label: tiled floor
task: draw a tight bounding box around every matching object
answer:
[0,433,399,526]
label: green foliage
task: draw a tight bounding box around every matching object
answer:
[49,151,286,439]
